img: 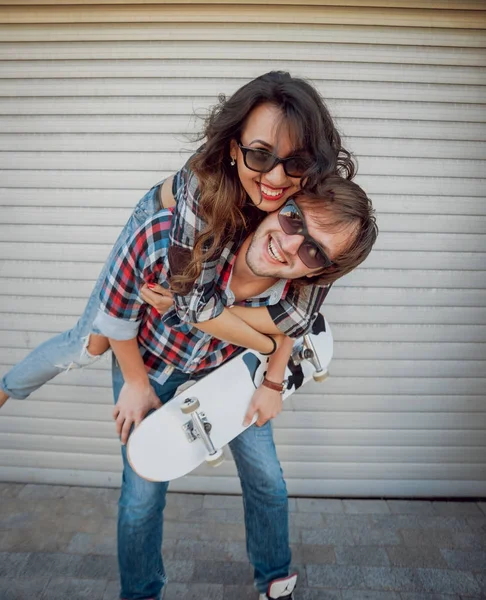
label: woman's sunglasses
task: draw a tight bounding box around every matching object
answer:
[237,143,312,178]
[278,199,334,270]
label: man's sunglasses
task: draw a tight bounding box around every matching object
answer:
[237,143,312,178]
[278,199,334,270]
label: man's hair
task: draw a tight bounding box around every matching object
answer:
[171,71,355,295]
[293,175,378,287]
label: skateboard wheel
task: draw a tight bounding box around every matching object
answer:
[181,397,200,414]
[313,370,329,382]
[206,449,224,468]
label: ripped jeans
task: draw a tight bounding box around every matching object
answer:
[0,182,164,399]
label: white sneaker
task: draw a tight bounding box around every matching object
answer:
[258,573,297,599]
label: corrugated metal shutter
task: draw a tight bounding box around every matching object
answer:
[0,1,485,497]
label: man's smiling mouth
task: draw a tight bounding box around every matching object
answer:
[268,237,286,263]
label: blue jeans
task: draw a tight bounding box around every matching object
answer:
[113,362,291,599]
[0,183,163,399]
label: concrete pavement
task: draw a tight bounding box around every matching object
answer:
[0,483,485,599]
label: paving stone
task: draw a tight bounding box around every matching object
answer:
[163,520,247,542]
[102,580,119,600]
[0,576,50,600]
[0,527,74,552]
[343,500,390,515]
[306,565,364,589]
[222,584,256,599]
[440,549,486,572]
[400,594,460,600]
[301,526,355,546]
[335,545,390,567]
[0,509,38,529]
[341,591,400,600]
[24,551,84,577]
[386,546,447,569]
[57,494,118,519]
[299,589,342,599]
[292,543,335,565]
[416,516,472,532]
[324,514,373,529]
[97,518,117,537]
[174,539,247,562]
[475,572,486,595]
[166,493,204,510]
[417,568,482,597]
[202,494,243,509]
[164,582,224,600]
[0,483,25,498]
[65,486,120,505]
[466,516,486,534]
[371,515,423,530]
[191,560,253,585]
[290,512,325,528]
[450,531,486,550]
[41,577,108,600]
[386,501,435,516]
[18,484,70,500]
[180,507,245,525]
[350,525,402,546]
[432,502,484,518]
[165,559,195,583]
[75,554,119,580]
[0,552,31,577]
[297,498,344,514]
[67,532,117,555]
[400,528,455,549]
[361,567,425,593]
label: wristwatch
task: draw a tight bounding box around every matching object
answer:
[262,377,288,394]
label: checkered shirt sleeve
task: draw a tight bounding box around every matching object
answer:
[267,283,332,338]
[94,216,171,340]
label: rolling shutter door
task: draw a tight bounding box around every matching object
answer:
[0,1,485,497]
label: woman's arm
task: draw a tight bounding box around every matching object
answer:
[141,283,280,354]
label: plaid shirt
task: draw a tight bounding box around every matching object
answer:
[169,159,330,338]
[94,210,293,381]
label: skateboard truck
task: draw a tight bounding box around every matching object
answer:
[180,397,224,467]
[291,334,329,382]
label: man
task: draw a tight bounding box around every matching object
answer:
[93,181,377,600]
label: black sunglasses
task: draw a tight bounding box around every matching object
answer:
[278,199,334,270]
[237,143,312,178]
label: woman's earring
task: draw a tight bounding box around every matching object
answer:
[230,157,236,166]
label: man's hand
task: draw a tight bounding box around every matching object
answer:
[243,386,283,428]
[113,382,162,444]
[140,283,174,315]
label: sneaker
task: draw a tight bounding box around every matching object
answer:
[259,573,297,599]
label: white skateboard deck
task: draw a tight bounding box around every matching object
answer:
[127,315,333,481]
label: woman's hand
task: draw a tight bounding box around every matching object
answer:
[243,385,283,428]
[140,283,174,315]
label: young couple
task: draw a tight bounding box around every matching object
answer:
[1,72,377,600]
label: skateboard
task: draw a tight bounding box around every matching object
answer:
[127,313,333,481]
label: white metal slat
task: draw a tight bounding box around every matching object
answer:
[2,40,486,65]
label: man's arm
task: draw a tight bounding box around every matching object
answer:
[244,336,295,427]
